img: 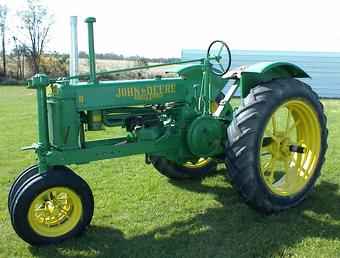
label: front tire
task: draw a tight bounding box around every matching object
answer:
[8,164,38,213]
[225,78,327,213]
[10,167,94,245]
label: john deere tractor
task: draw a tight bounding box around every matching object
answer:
[8,17,327,245]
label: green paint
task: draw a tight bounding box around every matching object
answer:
[85,17,97,83]
[187,115,224,157]
[239,62,310,97]
[26,17,310,173]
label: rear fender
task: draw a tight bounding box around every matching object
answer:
[239,62,310,97]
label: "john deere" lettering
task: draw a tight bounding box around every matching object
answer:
[115,84,176,100]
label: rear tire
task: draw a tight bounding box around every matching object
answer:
[225,78,327,213]
[150,156,217,179]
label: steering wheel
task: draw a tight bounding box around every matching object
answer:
[207,40,232,76]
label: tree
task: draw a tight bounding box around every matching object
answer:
[17,0,53,74]
[0,4,7,76]
[13,36,27,79]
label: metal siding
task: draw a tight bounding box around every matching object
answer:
[182,49,340,98]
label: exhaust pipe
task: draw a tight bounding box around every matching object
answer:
[70,16,79,84]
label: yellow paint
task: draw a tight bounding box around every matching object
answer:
[46,85,57,97]
[182,158,212,168]
[27,187,83,237]
[46,86,52,96]
[116,84,176,100]
[211,101,219,113]
[92,113,102,122]
[259,100,321,197]
[79,95,85,104]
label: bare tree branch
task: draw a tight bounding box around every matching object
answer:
[16,0,53,75]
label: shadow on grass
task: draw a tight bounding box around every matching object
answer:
[29,176,340,258]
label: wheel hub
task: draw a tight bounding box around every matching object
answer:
[35,191,72,227]
[28,187,83,237]
[46,200,55,214]
[270,133,291,160]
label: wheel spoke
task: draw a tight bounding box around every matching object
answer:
[287,119,300,134]
[284,160,290,179]
[283,159,298,192]
[263,159,276,184]
[218,44,224,56]
[285,109,291,134]
[272,113,277,134]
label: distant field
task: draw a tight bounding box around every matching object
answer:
[79,58,137,73]
[78,58,167,78]
[0,86,340,258]
[5,57,166,80]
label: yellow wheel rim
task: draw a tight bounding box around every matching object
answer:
[182,158,212,169]
[259,100,321,196]
[28,187,83,237]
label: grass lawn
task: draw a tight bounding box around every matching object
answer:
[0,86,340,258]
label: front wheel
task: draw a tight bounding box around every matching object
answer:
[10,167,94,245]
[225,78,327,213]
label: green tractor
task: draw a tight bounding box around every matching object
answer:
[8,17,327,245]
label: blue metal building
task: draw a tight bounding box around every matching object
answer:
[182,49,340,98]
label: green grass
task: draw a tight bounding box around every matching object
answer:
[1,86,340,258]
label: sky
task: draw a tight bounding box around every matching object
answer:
[2,0,340,58]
